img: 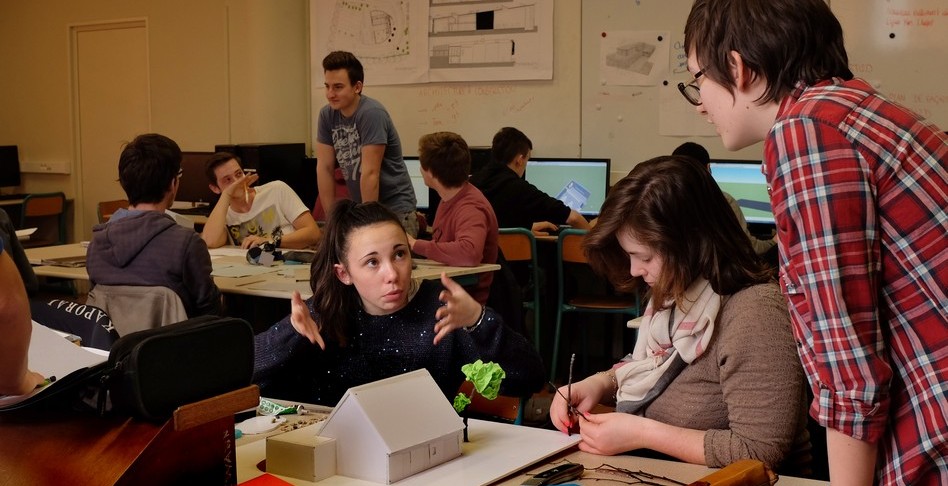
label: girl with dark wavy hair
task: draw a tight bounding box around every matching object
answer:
[252,200,543,406]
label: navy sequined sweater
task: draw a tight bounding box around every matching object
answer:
[252,280,545,406]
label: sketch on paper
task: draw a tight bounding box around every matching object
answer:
[428,1,553,82]
[325,0,411,59]
[312,0,429,85]
[429,4,538,36]
[600,30,670,86]
[606,42,656,76]
[430,40,516,69]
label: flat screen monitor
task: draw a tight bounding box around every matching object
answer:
[403,156,429,210]
[176,151,218,204]
[0,145,22,189]
[524,157,610,217]
[708,159,774,225]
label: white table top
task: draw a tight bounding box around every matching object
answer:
[237,419,580,486]
[25,244,499,300]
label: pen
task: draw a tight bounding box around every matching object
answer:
[35,375,57,389]
[567,353,575,413]
[548,381,587,423]
[244,184,249,203]
[236,279,266,287]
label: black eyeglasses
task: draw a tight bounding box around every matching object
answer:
[677,70,703,106]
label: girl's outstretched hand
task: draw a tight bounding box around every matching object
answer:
[433,273,482,345]
[289,291,325,350]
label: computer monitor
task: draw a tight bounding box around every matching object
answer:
[708,159,774,225]
[0,146,22,190]
[403,156,429,210]
[176,151,218,204]
[524,157,610,217]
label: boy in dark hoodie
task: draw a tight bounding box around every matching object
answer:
[87,133,220,317]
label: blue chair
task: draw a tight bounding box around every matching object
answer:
[550,229,641,382]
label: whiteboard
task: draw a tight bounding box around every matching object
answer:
[832,0,948,129]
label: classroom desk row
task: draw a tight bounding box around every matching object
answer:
[24,244,499,300]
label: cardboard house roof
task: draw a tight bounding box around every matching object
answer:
[319,369,464,453]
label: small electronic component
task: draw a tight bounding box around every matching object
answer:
[520,463,584,485]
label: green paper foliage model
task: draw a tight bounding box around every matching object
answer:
[453,360,506,413]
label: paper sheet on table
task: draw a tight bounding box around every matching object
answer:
[245,281,312,295]
[15,227,37,239]
[0,322,107,408]
[212,264,283,278]
[209,247,251,258]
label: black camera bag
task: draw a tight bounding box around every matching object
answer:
[99,315,254,421]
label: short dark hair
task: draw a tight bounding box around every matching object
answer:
[310,200,403,346]
[322,51,364,85]
[684,0,852,104]
[418,132,471,188]
[491,127,533,166]
[204,152,241,187]
[585,155,769,311]
[672,142,710,167]
[118,133,182,206]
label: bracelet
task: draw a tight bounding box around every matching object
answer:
[597,370,618,403]
[464,305,487,332]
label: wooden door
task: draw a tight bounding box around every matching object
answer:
[72,21,150,240]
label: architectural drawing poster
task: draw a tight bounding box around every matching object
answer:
[311,0,430,85]
[427,1,553,82]
[311,0,554,85]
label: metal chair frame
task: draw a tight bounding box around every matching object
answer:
[497,227,542,350]
[550,228,641,381]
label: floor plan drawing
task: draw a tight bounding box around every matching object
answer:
[326,0,412,60]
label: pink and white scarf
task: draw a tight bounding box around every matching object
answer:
[614,278,720,410]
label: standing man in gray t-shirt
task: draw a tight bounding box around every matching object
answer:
[316,51,418,236]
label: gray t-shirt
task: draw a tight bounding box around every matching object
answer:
[317,95,416,215]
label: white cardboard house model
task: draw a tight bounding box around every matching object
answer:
[318,369,465,484]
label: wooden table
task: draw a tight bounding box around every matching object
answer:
[234,421,827,486]
[496,449,828,486]
[25,244,499,300]
[0,197,26,207]
[0,386,259,486]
